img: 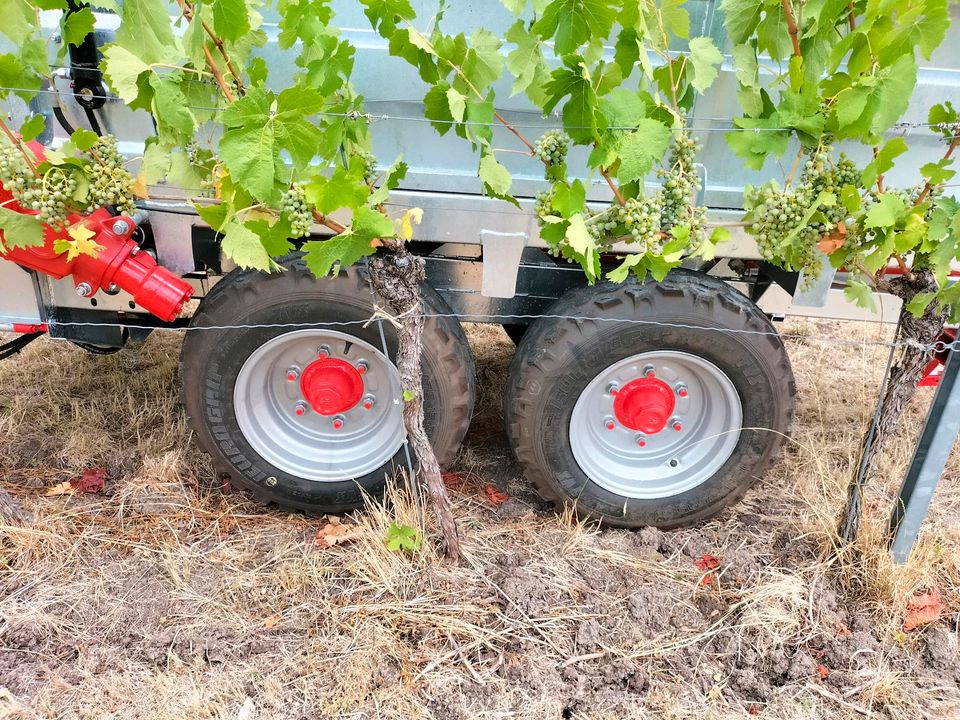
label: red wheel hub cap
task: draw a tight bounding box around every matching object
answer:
[299,358,364,416]
[613,377,676,434]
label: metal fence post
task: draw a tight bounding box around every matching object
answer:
[888,349,960,564]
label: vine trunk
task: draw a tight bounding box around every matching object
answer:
[368,251,462,562]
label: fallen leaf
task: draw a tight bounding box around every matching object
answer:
[816,664,830,680]
[442,471,466,489]
[314,519,364,549]
[44,481,75,497]
[699,574,715,587]
[904,588,944,631]
[264,615,279,629]
[835,622,852,637]
[694,553,721,571]
[748,706,760,716]
[70,468,107,494]
[483,483,509,506]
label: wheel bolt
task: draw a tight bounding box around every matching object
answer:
[643,364,656,378]
[604,416,616,431]
[332,415,345,430]
[636,434,647,448]
[362,394,376,410]
[286,366,301,382]
[606,382,620,395]
[294,402,308,417]
[671,418,682,432]
[356,360,369,375]
[676,384,689,398]
[317,344,331,358]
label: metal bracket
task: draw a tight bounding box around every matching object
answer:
[793,252,837,307]
[480,230,527,299]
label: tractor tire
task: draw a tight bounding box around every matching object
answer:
[180,255,475,514]
[505,269,796,529]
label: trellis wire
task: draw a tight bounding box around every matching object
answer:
[30,313,959,354]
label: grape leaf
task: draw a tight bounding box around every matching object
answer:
[303,232,377,277]
[844,279,877,311]
[532,0,616,56]
[101,46,150,104]
[617,119,671,184]
[116,0,181,66]
[687,37,723,92]
[62,7,95,47]
[864,193,907,229]
[0,207,44,250]
[212,0,250,43]
[19,114,46,142]
[479,153,512,196]
[221,221,274,271]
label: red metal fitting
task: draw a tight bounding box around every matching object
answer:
[0,142,193,323]
[300,357,364,416]
[613,377,676,434]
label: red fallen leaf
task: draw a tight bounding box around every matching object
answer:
[904,588,944,632]
[699,574,715,587]
[816,664,830,680]
[442,471,466,489]
[314,518,364,549]
[748,706,760,716]
[835,622,852,637]
[70,468,107,494]
[483,483,509,506]
[694,553,720,571]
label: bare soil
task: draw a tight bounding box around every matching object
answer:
[0,320,958,719]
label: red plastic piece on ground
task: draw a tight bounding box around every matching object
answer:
[0,142,192,322]
[613,377,677,434]
[299,357,364,416]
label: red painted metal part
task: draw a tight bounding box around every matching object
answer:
[0,142,192,323]
[613,377,676,434]
[299,357,365,416]
[11,323,47,334]
[919,329,957,388]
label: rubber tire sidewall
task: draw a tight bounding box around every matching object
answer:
[505,270,796,529]
[180,257,475,513]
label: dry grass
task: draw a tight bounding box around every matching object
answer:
[0,319,958,720]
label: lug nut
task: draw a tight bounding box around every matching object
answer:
[332,415,345,430]
[317,344,331,359]
[604,416,616,431]
[294,402,308,417]
[75,282,93,297]
[671,418,682,432]
[356,360,369,375]
[112,219,130,235]
[636,434,647,448]
[286,366,301,382]
[606,382,620,395]
[643,364,656,378]
[676,384,689,398]
[362,394,376,410]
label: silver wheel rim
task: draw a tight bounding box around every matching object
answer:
[234,329,405,481]
[569,350,743,499]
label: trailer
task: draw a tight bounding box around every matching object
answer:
[1,1,958,528]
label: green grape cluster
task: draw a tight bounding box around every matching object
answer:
[282,183,312,237]
[614,196,662,251]
[33,167,77,228]
[534,130,570,167]
[746,182,821,276]
[88,135,136,216]
[359,151,378,184]
[800,147,860,235]
[0,140,34,207]
[657,129,705,240]
[534,190,553,222]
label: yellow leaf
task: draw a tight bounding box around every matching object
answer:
[397,207,423,241]
[54,223,104,263]
[45,481,74,497]
[131,173,149,199]
[264,615,280,629]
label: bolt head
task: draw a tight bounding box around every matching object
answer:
[673,422,682,432]
[362,395,375,410]
[356,360,369,375]
[286,366,300,382]
[637,437,647,448]
[604,416,616,431]
[332,416,345,430]
[606,382,620,395]
[112,219,130,235]
[317,344,331,359]
[75,282,93,297]
[294,402,307,417]
[643,364,656,378]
